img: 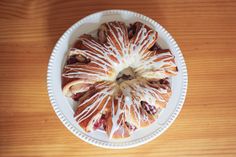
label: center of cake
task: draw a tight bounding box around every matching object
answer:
[116,67,136,84]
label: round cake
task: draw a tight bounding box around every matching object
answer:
[62,21,178,139]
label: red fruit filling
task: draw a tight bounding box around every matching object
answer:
[125,122,137,131]
[93,114,106,130]
[141,101,157,115]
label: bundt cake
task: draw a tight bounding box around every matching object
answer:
[62,21,178,139]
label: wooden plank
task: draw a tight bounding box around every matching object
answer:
[0,0,236,156]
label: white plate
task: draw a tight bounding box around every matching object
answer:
[47,10,188,149]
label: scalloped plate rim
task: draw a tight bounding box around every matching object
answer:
[47,9,188,149]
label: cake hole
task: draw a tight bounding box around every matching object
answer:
[116,67,136,84]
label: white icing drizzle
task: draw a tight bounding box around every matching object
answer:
[62,21,178,138]
[109,94,125,139]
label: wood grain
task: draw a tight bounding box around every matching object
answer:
[0,0,236,156]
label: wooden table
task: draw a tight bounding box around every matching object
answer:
[1,0,236,156]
